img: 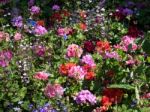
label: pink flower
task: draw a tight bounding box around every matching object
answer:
[54,84,64,96]
[66,44,83,58]
[33,45,46,57]
[141,93,150,99]
[126,59,135,65]
[57,27,72,36]
[115,35,138,52]
[81,54,96,67]
[14,32,22,41]
[105,51,120,60]
[44,83,64,98]
[0,31,10,42]
[33,72,49,80]
[34,25,47,36]
[68,66,86,80]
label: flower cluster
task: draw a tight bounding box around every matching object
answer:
[0,50,13,67]
[66,44,83,58]
[0,31,10,42]
[75,90,97,105]
[30,6,40,15]
[44,83,64,98]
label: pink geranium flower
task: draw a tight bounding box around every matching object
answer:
[57,27,72,36]
[14,32,22,41]
[44,83,64,98]
[33,72,49,80]
[66,44,83,58]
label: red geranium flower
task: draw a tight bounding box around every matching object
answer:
[84,40,95,53]
[59,62,76,75]
[96,41,111,54]
[127,25,143,38]
[85,72,95,80]
[102,88,124,104]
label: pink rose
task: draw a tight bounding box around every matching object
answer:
[33,72,49,80]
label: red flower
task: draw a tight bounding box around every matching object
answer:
[101,96,112,106]
[85,72,95,80]
[79,23,87,30]
[82,64,91,72]
[127,25,143,38]
[59,62,76,75]
[106,70,115,77]
[112,9,125,21]
[102,88,124,104]
[51,12,62,22]
[37,20,45,26]
[84,41,95,53]
[96,41,111,54]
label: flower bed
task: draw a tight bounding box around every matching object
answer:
[0,0,150,112]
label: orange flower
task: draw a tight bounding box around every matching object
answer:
[79,23,87,30]
[37,20,45,26]
[59,62,76,75]
[85,72,95,80]
[96,41,111,53]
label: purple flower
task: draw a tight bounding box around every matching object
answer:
[52,5,60,11]
[28,0,35,7]
[11,16,23,28]
[30,6,40,15]
[75,90,97,105]
[123,8,133,15]
[34,25,47,36]
[105,51,120,60]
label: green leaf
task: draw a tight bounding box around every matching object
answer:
[108,84,135,90]
[142,37,150,55]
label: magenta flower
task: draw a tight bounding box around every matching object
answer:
[81,54,96,67]
[30,6,40,15]
[34,25,47,36]
[0,50,13,67]
[68,66,86,80]
[66,44,83,58]
[33,45,46,57]
[74,90,97,105]
[44,83,64,98]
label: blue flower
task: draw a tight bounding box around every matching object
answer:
[27,19,37,27]
[64,34,68,40]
